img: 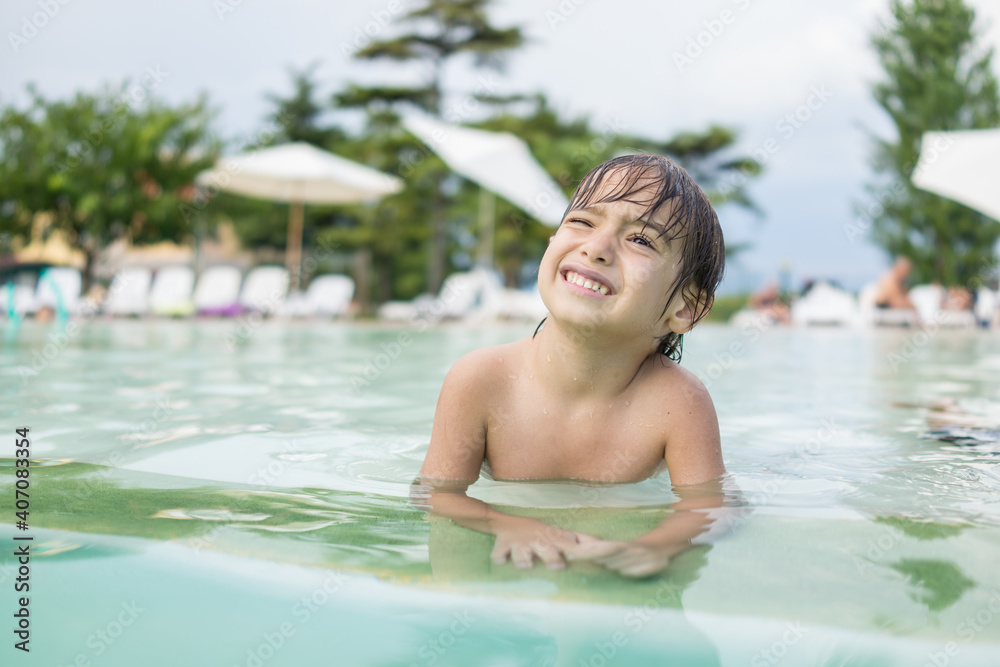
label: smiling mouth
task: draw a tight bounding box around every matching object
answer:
[562,270,611,295]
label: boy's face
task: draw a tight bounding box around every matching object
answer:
[538,175,697,345]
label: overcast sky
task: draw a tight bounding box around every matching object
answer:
[3,0,999,292]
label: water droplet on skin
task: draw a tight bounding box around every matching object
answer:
[573,376,577,381]
[625,400,631,406]
[529,374,534,379]
[546,355,551,362]
[543,408,548,415]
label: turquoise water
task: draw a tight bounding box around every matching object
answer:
[3,319,1000,666]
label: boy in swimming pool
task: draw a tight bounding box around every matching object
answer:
[415,154,728,577]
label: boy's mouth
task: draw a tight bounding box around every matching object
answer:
[561,269,613,296]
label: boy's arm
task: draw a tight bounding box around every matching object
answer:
[420,350,490,482]
[415,350,596,569]
[566,372,730,577]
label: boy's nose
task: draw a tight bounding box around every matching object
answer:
[580,230,615,264]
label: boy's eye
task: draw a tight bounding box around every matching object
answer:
[630,234,654,248]
[567,217,591,226]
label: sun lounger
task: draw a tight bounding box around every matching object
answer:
[909,284,975,329]
[104,267,152,316]
[303,275,354,317]
[34,267,83,316]
[858,283,916,327]
[729,308,776,330]
[376,268,504,323]
[278,275,355,318]
[239,266,289,314]
[790,282,859,327]
[194,266,243,316]
[1,282,37,317]
[493,283,548,321]
[149,265,196,317]
[975,288,999,328]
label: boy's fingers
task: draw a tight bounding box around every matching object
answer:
[565,540,627,561]
[512,544,535,569]
[532,542,566,570]
[490,541,510,564]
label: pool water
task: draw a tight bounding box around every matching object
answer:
[3,319,1000,666]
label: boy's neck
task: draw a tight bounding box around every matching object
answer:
[528,319,662,402]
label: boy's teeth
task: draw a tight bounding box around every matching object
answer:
[566,271,609,294]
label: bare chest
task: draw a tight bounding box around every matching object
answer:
[483,378,667,482]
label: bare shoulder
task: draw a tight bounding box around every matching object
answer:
[444,341,521,393]
[421,341,521,481]
[645,356,725,485]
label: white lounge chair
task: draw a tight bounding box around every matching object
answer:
[790,282,859,327]
[239,266,289,314]
[279,275,355,318]
[729,308,776,330]
[1,281,37,317]
[194,266,243,316]
[493,283,549,321]
[150,266,196,317]
[909,283,975,329]
[303,275,354,317]
[858,283,916,327]
[975,287,999,328]
[376,268,503,323]
[34,267,82,316]
[104,267,152,316]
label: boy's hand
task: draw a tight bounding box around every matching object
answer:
[491,517,602,571]
[565,539,675,578]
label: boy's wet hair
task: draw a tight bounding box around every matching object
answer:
[558,153,725,361]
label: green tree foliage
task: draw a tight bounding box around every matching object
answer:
[336,0,525,293]
[868,0,1000,285]
[0,85,219,288]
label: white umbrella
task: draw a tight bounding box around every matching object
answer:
[912,128,1000,221]
[402,115,569,268]
[196,142,403,289]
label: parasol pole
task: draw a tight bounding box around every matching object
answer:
[476,188,496,270]
[287,200,304,292]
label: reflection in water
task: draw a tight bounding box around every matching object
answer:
[874,515,968,540]
[7,322,1000,663]
[890,559,975,612]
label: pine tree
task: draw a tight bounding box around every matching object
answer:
[867,0,1000,286]
[335,0,524,293]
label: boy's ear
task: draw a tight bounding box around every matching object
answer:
[663,287,709,335]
